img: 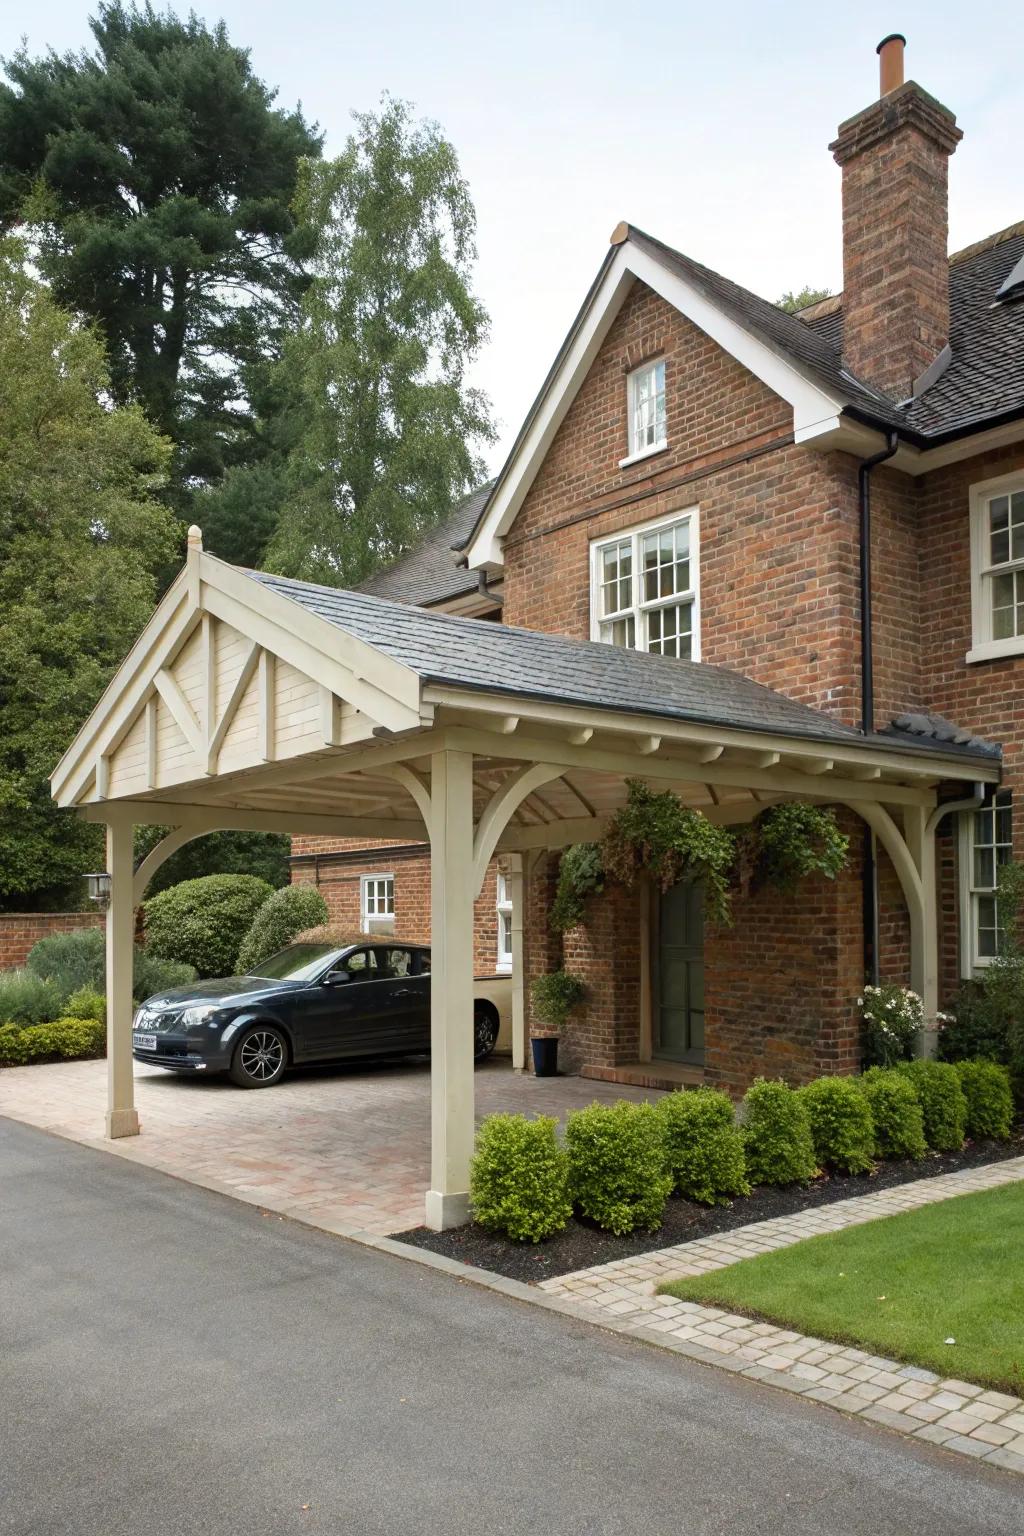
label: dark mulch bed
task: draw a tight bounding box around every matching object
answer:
[393,1131,1024,1285]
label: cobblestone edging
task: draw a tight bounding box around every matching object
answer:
[538,1155,1024,1474]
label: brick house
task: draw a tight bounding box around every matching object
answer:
[287,36,1023,1094]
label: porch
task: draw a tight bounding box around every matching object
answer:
[50,530,1000,1229]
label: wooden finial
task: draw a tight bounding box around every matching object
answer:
[609,220,629,246]
[186,525,203,551]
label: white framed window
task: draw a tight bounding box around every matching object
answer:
[360,873,395,933]
[968,472,1024,663]
[959,791,1012,974]
[589,508,700,660]
[496,871,513,972]
[620,359,667,467]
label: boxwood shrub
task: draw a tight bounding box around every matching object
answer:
[798,1076,875,1174]
[859,1067,927,1160]
[566,1100,672,1234]
[144,874,273,978]
[658,1087,750,1205]
[954,1059,1014,1140]
[741,1078,818,1186]
[896,1059,967,1151]
[236,884,330,974]
[470,1114,572,1242]
[0,1017,106,1067]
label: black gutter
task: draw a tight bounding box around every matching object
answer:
[859,430,900,986]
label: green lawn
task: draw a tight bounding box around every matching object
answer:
[659,1183,1024,1394]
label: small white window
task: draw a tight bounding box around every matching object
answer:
[361,873,395,933]
[968,473,1024,662]
[496,872,513,972]
[621,359,667,466]
[959,792,1012,974]
[590,509,700,660]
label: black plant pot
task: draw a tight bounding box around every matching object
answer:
[531,1036,559,1077]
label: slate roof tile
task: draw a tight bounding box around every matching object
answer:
[247,570,998,764]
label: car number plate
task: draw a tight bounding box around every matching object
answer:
[134,1034,158,1052]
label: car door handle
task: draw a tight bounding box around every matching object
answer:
[392,987,416,998]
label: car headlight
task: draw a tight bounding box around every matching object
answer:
[181,1004,222,1029]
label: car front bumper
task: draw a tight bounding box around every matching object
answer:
[132,1032,233,1073]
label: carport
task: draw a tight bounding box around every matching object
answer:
[52,529,999,1228]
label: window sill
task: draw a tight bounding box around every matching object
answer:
[495,962,512,975]
[619,441,669,470]
[966,638,1024,665]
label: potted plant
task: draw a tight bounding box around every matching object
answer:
[529,970,585,1076]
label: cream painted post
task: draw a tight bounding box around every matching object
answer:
[105,820,140,1138]
[508,853,526,1070]
[904,805,940,1057]
[425,749,476,1230]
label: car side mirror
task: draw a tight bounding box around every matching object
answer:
[324,969,350,987]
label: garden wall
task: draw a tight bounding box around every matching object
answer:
[0,912,104,971]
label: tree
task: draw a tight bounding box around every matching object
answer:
[0,3,321,509]
[133,827,292,898]
[0,239,178,908]
[266,96,495,587]
[776,286,833,314]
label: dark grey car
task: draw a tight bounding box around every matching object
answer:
[132,940,500,1087]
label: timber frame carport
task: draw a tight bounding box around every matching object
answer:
[52,530,1000,1229]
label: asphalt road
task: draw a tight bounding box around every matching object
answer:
[2,1118,1021,1536]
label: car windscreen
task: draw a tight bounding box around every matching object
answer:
[247,944,345,982]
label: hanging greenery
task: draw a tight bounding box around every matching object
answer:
[744,802,850,890]
[549,789,850,935]
[550,843,605,932]
[601,780,737,926]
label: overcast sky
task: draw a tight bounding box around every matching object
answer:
[4,1,1022,470]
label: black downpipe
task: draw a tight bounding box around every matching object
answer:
[858,431,899,986]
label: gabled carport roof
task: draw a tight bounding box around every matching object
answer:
[250,570,998,768]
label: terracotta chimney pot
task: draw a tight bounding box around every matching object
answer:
[877,33,906,96]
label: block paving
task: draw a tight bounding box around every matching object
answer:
[0,1055,656,1236]
[540,1155,1024,1474]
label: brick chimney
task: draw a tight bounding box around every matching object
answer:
[830,35,962,400]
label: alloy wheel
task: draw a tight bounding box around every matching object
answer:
[239,1030,285,1082]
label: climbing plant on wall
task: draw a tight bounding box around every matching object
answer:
[549,786,851,933]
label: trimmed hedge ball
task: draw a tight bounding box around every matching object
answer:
[566,1100,673,1235]
[896,1059,967,1152]
[859,1068,927,1160]
[470,1114,572,1243]
[798,1075,876,1174]
[741,1078,818,1187]
[658,1087,750,1205]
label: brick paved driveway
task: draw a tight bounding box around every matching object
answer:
[0,1056,658,1235]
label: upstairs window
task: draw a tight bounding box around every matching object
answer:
[960,791,1012,973]
[623,359,666,465]
[968,474,1024,662]
[590,509,700,660]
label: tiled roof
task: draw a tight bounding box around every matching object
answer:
[357,484,493,608]
[627,227,904,429]
[247,570,999,764]
[799,222,1024,440]
[883,712,1001,759]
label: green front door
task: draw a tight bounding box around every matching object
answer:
[654,880,705,1064]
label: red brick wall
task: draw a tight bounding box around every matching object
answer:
[831,86,960,398]
[704,845,865,1095]
[502,282,868,726]
[0,911,105,971]
[291,841,505,975]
